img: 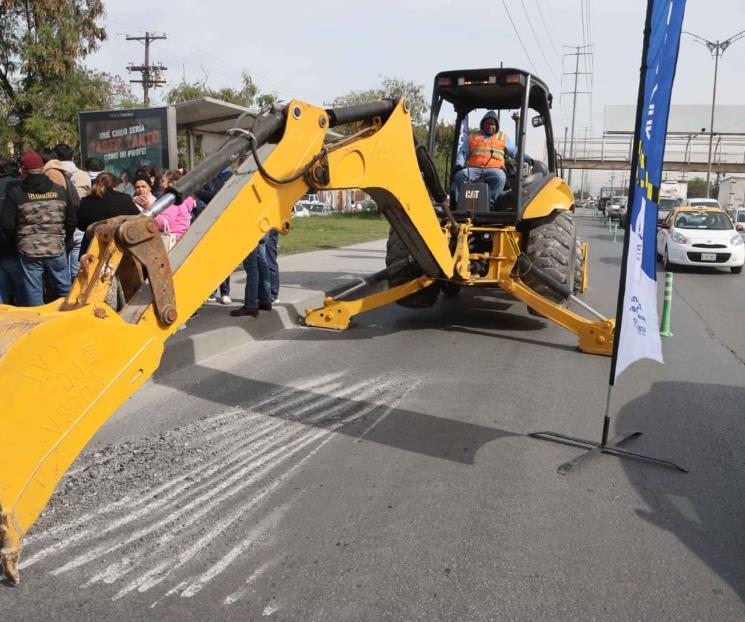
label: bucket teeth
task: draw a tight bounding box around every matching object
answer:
[0,512,21,585]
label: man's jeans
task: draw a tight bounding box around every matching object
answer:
[264,230,280,301]
[18,253,71,307]
[242,243,271,309]
[453,167,507,210]
[68,229,85,280]
[0,255,21,304]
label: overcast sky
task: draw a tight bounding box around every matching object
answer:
[86,0,745,190]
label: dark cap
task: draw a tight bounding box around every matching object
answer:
[19,150,44,170]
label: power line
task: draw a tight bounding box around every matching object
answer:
[501,0,538,73]
[534,0,561,58]
[520,0,560,84]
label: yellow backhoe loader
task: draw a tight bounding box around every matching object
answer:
[0,68,614,585]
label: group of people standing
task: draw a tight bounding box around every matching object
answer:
[0,146,202,307]
[0,148,279,318]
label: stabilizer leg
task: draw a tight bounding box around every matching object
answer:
[304,275,434,329]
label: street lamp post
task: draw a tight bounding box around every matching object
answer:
[684,29,745,197]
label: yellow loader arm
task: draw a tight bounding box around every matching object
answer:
[0,98,453,584]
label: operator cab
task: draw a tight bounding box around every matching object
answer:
[427,68,558,226]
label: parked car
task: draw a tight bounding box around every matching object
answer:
[292,203,310,217]
[296,200,333,215]
[656,207,745,273]
[352,199,377,212]
[604,196,627,222]
[729,208,745,241]
[657,196,684,225]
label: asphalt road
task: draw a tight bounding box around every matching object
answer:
[3,211,745,621]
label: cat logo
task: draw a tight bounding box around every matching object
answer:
[465,189,480,199]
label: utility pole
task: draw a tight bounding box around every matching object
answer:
[561,45,592,189]
[126,32,168,107]
[580,126,589,200]
[684,29,745,197]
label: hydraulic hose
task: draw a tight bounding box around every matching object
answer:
[144,109,287,216]
[516,254,572,299]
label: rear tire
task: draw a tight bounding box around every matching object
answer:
[386,229,439,308]
[523,210,576,304]
[573,238,584,294]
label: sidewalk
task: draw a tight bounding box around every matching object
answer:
[157,239,388,376]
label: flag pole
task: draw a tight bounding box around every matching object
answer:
[608,5,656,389]
[529,0,687,475]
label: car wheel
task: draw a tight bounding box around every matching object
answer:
[732,265,743,274]
[662,247,675,272]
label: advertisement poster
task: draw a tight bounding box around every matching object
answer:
[79,107,177,181]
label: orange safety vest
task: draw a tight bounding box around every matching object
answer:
[466,131,506,169]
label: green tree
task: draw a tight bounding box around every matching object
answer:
[0,0,110,151]
[166,71,279,166]
[328,76,429,126]
[166,71,280,109]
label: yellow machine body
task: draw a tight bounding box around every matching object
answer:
[0,97,613,585]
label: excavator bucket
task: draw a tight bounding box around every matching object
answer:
[0,303,164,584]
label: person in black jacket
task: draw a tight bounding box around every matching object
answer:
[0,156,21,303]
[77,172,139,255]
[1,150,76,306]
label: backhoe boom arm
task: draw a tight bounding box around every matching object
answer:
[0,98,453,584]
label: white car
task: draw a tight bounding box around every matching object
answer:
[657,208,745,274]
[292,203,310,217]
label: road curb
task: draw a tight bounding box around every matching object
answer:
[156,296,323,378]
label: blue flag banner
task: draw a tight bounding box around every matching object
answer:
[613,0,687,381]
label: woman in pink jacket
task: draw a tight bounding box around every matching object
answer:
[154,169,194,240]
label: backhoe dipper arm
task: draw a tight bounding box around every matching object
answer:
[0,98,454,584]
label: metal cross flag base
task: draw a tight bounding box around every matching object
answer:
[529,416,688,476]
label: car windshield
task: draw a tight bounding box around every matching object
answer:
[737,212,745,223]
[674,211,732,230]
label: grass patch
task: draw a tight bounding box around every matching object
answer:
[280,212,390,255]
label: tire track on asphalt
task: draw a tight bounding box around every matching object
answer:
[23,374,346,549]
[21,372,416,606]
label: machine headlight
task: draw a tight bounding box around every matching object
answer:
[672,231,689,244]
[730,234,744,246]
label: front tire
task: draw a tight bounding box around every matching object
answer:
[523,210,577,304]
[732,265,743,274]
[386,229,439,308]
[662,247,675,272]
